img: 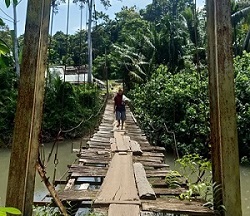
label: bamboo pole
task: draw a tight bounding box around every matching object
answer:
[36,163,68,216]
[207,0,242,215]
[6,0,51,215]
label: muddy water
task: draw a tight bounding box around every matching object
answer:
[0,145,250,215]
[0,139,81,206]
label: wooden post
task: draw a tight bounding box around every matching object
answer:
[207,0,242,215]
[6,0,51,215]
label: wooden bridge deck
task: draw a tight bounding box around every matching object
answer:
[45,99,215,215]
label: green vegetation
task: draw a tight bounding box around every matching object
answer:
[0,207,21,216]
[1,0,250,162]
[42,76,103,141]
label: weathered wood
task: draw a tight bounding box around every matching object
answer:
[79,156,110,162]
[108,204,140,216]
[140,211,154,216]
[110,137,116,144]
[78,183,90,190]
[78,159,109,166]
[134,156,163,164]
[5,0,51,214]
[58,190,98,201]
[94,152,139,204]
[64,179,75,191]
[142,198,215,215]
[149,178,187,188]
[141,146,165,153]
[133,163,156,200]
[114,131,130,152]
[153,187,187,196]
[90,137,110,143]
[142,152,165,158]
[141,162,169,169]
[207,0,242,214]
[88,144,111,149]
[70,166,107,177]
[145,170,170,178]
[130,140,143,156]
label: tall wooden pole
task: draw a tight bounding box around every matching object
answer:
[6,0,51,215]
[13,1,20,77]
[206,0,242,215]
[87,0,93,83]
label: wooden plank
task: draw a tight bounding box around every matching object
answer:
[94,200,141,206]
[88,144,111,149]
[140,212,154,216]
[153,187,187,196]
[90,137,110,143]
[130,140,142,156]
[142,152,165,158]
[110,137,116,144]
[133,163,156,200]
[111,143,117,152]
[64,179,75,191]
[141,146,165,153]
[141,162,169,169]
[145,170,170,178]
[134,157,163,164]
[78,159,109,166]
[58,190,98,201]
[94,152,139,204]
[79,155,110,161]
[142,198,215,215]
[108,204,140,216]
[78,183,90,190]
[149,178,187,188]
[114,131,130,152]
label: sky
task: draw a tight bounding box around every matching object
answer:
[0,0,205,36]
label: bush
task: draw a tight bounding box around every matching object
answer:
[42,76,103,141]
[0,68,17,147]
[130,63,210,157]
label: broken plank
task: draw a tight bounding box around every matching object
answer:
[108,204,140,216]
[133,163,156,200]
[64,178,75,191]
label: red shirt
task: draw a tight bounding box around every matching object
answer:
[114,94,125,111]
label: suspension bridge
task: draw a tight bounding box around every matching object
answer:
[5,0,242,215]
[34,96,215,216]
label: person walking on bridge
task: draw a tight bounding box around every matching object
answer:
[114,88,130,130]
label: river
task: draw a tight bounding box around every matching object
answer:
[0,142,250,215]
[0,139,80,206]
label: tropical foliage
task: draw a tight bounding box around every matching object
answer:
[2,0,250,162]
